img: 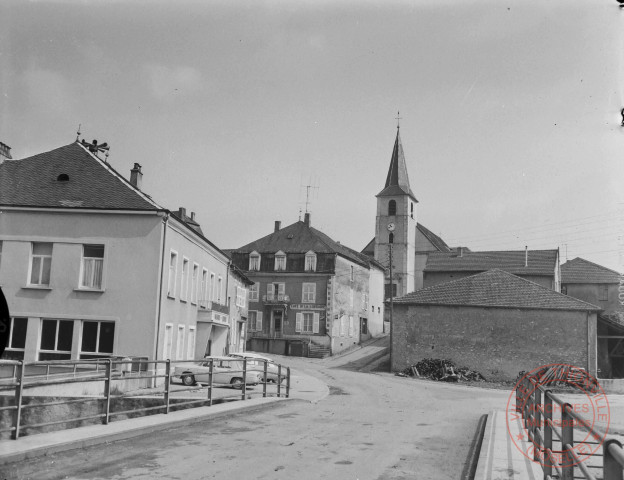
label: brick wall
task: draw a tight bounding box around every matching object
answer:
[392,304,597,381]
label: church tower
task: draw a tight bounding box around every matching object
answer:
[374,126,418,298]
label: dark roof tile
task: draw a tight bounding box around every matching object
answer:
[561,257,620,284]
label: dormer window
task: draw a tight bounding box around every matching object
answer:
[305,251,317,271]
[57,174,69,182]
[249,251,261,271]
[388,200,396,216]
[274,251,286,271]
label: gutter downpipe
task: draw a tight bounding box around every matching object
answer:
[225,259,231,353]
[154,211,169,378]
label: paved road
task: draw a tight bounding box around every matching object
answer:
[4,338,623,480]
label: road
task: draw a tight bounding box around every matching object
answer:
[4,338,622,480]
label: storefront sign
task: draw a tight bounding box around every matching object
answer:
[289,304,326,310]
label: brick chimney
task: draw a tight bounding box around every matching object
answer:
[274,221,281,232]
[190,212,196,221]
[304,212,311,226]
[130,163,142,189]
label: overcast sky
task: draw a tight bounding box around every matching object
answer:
[1,0,623,271]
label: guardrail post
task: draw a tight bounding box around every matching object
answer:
[208,359,214,407]
[103,359,112,425]
[46,364,50,381]
[11,361,25,440]
[164,360,171,414]
[242,359,247,401]
[561,403,574,480]
[263,361,268,398]
[286,367,290,398]
[543,390,553,479]
[534,388,542,462]
[277,365,282,398]
[604,439,624,480]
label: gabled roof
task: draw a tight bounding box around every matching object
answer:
[424,249,558,276]
[377,129,417,202]
[561,257,620,284]
[235,219,382,270]
[416,223,452,253]
[394,269,600,311]
[0,142,161,211]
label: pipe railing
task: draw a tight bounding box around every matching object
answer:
[0,356,290,440]
[516,374,624,480]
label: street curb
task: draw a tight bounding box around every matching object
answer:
[0,397,305,466]
[461,413,488,480]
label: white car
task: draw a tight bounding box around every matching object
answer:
[226,352,287,384]
[174,357,263,388]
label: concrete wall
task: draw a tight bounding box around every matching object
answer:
[392,303,597,381]
[564,283,621,312]
[423,271,554,290]
[0,209,163,361]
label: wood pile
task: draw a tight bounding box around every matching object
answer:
[397,358,486,382]
[528,365,599,392]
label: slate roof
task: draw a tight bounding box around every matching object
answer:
[394,269,600,311]
[235,219,383,270]
[424,249,558,276]
[377,129,417,202]
[416,224,452,253]
[561,257,620,284]
[0,142,160,210]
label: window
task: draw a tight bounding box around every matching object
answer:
[266,283,285,301]
[249,283,259,302]
[385,283,397,299]
[236,285,246,308]
[388,200,396,216]
[39,319,73,360]
[350,288,354,308]
[81,321,115,359]
[4,317,27,360]
[296,312,319,334]
[248,311,263,331]
[210,273,215,301]
[217,277,223,303]
[249,252,261,271]
[411,202,414,219]
[305,251,317,271]
[191,263,199,304]
[350,266,354,281]
[29,242,52,286]
[80,244,104,289]
[274,251,286,271]
[302,283,316,303]
[599,285,608,301]
[348,316,354,337]
[176,326,185,360]
[164,324,173,359]
[187,327,196,360]
[180,258,189,301]
[389,233,394,244]
[362,293,368,311]
[361,318,368,335]
[168,251,178,298]
[200,268,208,307]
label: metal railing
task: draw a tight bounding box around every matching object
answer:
[516,374,624,480]
[0,357,290,441]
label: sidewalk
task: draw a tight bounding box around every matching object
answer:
[0,369,329,466]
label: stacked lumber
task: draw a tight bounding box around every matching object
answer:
[529,365,599,392]
[397,358,486,382]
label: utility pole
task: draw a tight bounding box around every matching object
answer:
[388,244,393,370]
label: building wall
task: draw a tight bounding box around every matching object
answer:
[227,272,249,354]
[0,209,163,361]
[563,283,621,312]
[391,303,597,381]
[367,266,385,337]
[423,271,554,290]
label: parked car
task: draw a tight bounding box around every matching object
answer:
[173,357,263,388]
[226,352,287,384]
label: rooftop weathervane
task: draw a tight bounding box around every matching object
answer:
[81,139,110,157]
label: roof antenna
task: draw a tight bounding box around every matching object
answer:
[396,111,402,130]
[299,175,320,216]
[298,206,302,221]
[76,123,82,142]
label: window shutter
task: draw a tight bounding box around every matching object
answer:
[278,283,285,295]
[267,283,273,295]
[256,312,263,331]
[296,313,303,333]
[313,313,320,333]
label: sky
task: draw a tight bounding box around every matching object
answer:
[1,0,623,272]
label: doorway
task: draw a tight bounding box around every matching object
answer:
[273,310,283,337]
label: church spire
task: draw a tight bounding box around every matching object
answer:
[377,124,418,202]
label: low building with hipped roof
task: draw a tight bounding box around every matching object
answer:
[229,213,386,357]
[391,269,600,382]
[0,140,245,369]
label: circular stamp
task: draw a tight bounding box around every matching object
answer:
[505,363,610,469]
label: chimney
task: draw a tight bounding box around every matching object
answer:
[130,163,143,189]
[190,212,196,221]
[457,247,463,257]
[525,246,528,267]
[178,207,187,219]
[274,221,281,232]
[304,212,311,226]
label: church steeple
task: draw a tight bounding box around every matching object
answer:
[377,128,418,202]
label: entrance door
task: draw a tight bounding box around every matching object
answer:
[273,310,283,337]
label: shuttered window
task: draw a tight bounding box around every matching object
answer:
[296,312,319,334]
